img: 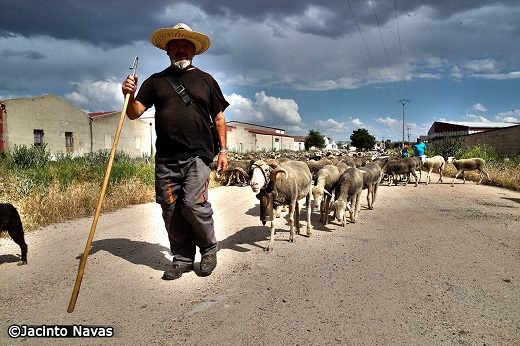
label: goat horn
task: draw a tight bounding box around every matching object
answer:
[273,168,288,180]
[265,159,281,169]
[234,167,249,179]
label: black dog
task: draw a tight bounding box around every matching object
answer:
[0,203,28,265]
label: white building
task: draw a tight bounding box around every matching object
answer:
[1,94,152,157]
[226,121,295,152]
[323,136,337,150]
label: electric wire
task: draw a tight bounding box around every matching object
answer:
[371,0,402,100]
[345,0,395,101]
[394,0,411,136]
[346,0,413,141]
[394,0,409,100]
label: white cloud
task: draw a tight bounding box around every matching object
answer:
[465,59,498,73]
[472,103,488,112]
[65,92,89,106]
[224,93,264,123]
[314,118,347,135]
[449,66,463,80]
[224,91,302,128]
[376,117,399,126]
[313,117,365,138]
[415,73,443,80]
[351,118,364,127]
[255,91,302,126]
[494,110,520,123]
[495,115,518,122]
[470,71,520,80]
[64,77,122,112]
[464,113,491,122]
[315,118,341,128]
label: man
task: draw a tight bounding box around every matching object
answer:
[122,23,229,280]
[401,145,409,158]
[413,138,426,157]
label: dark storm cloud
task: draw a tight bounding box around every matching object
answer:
[1,49,46,60]
[0,0,167,47]
[2,0,519,48]
[1,0,354,45]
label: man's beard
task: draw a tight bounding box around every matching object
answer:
[172,58,192,70]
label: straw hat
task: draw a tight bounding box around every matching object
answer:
[150,23,210,55]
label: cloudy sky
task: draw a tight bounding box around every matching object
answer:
[2,0,520,142]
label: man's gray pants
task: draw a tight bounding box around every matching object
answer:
[155,157,217,265]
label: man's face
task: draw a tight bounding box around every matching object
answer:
[167,39,195,69]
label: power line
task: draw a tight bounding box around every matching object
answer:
[345,0,395,101]
[394,0,409,99]
[371,0,401,99]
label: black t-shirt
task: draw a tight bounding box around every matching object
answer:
[136,66,229,164]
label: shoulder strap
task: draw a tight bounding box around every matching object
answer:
[165,75,194,105]
[165,75,214,125]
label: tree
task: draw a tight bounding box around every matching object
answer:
[305,130,326,150]
[350,128,376,151]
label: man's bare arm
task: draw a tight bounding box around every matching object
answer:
[214,111,228,173]
[122,75,148,119]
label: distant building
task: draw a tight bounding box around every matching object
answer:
[323,136,337,150]
[427,121,518,142]
[226,121,295,152]
[1,94,152,157]
[292,136,307,151]
[88,111,153,157]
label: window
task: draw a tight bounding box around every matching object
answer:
[65,132,74,153]
[34,129,44,147]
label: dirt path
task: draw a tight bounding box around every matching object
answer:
[1,173,519,345]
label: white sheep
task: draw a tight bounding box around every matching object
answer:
[256,160,313,251]
[420,155,445,185]
[250,159,276,193]
[447,157,491,187]
[250,158,288,217]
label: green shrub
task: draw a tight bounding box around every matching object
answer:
[427,133,465,158]
[461,144,502,166]
[9,144,51,169]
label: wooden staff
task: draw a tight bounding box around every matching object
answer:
[68,57,138,313]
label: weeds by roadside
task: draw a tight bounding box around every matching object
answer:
[0,145,155,231]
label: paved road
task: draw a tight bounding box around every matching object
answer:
[1,173,519,345]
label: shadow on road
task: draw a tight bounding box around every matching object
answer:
[219,203,334,252]
[77,238,171,271]
[0,253,23,265]
[502,197,520,205]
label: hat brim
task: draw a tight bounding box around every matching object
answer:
[150,28,210,55]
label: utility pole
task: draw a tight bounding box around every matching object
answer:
[406,126,411,144]
[398,99,409,148]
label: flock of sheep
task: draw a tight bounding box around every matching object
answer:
[214,152,492,251]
